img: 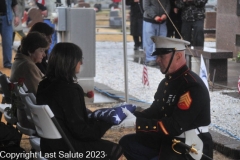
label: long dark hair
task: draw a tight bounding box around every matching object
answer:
[46,42,83,82]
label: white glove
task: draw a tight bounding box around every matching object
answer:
[120,108,136,127]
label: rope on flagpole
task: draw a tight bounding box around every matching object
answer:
[157,0,182,40]
[156,0,194,57]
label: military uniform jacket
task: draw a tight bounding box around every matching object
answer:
[135,65,211,157]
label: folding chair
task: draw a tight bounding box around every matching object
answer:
[15,86,45,159]
[25,96,80,160]
[0,76,43,159]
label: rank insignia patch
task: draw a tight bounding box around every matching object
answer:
[177,92,192,110]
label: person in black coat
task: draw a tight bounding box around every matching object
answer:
[126,0,143,50]
[119,36,213,159]
[36,42,123,160]
[167,0,182,39]
[175,0,208,46]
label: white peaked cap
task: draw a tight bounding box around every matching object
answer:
[151,36,190,56]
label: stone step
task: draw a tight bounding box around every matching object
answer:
[210,130,240,159]
[96,25,130,28]
[96,32,130,35]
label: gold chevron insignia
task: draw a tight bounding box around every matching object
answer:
[177,92,192,110]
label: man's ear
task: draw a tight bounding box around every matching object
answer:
[175,51,182,60]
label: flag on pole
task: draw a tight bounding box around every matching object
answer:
[142,64,149,86]
[238,76,240,93]
[200,55,209,91]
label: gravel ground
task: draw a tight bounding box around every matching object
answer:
[94,41,240,142]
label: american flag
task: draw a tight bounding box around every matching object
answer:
[142,64,149,86]
[88,103,136,125]
[238,76,240,93]
[200,55,209,91]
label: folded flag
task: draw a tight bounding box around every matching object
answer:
[88,103,137,125]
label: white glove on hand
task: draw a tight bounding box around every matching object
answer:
[119,108,136,127]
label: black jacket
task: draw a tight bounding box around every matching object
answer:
[175,0,208,21]
[36,78,119,159]
[126,0,143,36]
[134,65,213,159]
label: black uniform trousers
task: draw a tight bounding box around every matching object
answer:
[119,134,159,160]
[119,132,213,160]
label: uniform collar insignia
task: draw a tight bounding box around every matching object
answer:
[165,65,189,81]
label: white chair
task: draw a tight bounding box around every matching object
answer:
[15,86,45,160]
[15,86,36,123]
[25,96,80,160]
[0,75,43,159]
[0,73,28,121]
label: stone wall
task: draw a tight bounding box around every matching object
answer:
[216,0,240,57]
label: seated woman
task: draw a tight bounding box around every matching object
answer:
[36,42,123,160]
[28,22,55,74]
[10,32,48,94]
[10,32,49,129]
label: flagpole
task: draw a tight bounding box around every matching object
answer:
[121,0,129,102]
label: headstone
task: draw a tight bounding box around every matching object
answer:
[109,10,119,17]
[216,0,240,57]
[109,10,122,28]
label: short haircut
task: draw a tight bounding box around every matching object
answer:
[20,32,49,56]
[29,22,54,36]
[46,42,83,82]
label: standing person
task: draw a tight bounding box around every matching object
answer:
[175,0,208,46]
[142,0,170,66]
[12,0,26,44]
[28,0,57,54]
[29,1,57,55]
[35,0,47,17]
[36,42,123,160]
[0,0,19,69]
[119,36,213,159]
[28,22,54,74]
[167,0,182,39]
[126,0,143,51]
[111,0,121,8]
